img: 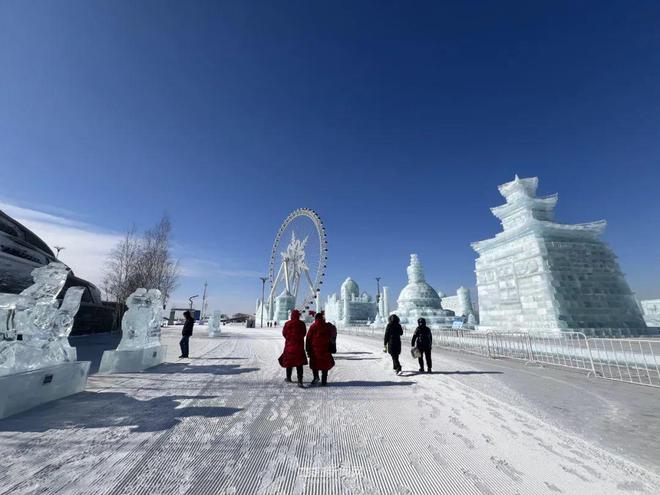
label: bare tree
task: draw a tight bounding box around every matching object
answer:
[103,215,180,322]
[134,215,179,304]
[103,226,140,304]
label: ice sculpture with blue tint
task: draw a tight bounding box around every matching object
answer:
[208,310,222,337]
[0,262,89,419]
[0,262,84,376]
[116,288,163,350]
[98,288,167,373]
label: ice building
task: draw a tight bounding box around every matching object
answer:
[440,286,478,322]
[472,175,647,336]
[392,254,455,328]
[324,278,378,326]
[640,300,660,327]
[255,290,295,324]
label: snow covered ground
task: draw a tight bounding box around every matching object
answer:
[1,324,659,494]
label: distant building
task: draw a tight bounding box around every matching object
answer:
[325,277,378,326]
[440,286,478,323]
[640,300,660,327]
[472,176,647,336]
[0,208,117,334]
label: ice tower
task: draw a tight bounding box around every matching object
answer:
[472,176,647,336]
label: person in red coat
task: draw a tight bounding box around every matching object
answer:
[306,312,336,386]
[279,309,307,386]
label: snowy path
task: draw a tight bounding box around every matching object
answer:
[0,325,658,495]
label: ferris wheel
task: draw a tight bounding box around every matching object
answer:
[267,208,327,316]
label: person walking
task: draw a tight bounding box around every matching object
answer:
[383,314,403,374]
[278,310,307,387]
[411,317,432,373]
[179,310,194,358]
[306,312,336,386]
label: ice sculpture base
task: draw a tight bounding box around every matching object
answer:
[98,345,167,374]
[0,361,90,419]
[208,329,221,338]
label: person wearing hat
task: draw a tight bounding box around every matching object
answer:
[411,317,432,373]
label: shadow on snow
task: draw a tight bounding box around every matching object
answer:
[0,392,241,433]
[327,380,415,387]
[334,356,381,361]
[397,370,503,377]
[143,363,260,375]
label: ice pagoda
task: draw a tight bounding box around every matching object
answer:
[472,175,647,336]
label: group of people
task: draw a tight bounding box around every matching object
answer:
[384,315,433,374]
[278,310,433,385]
[278,310,337,387]
[179,307,432,382]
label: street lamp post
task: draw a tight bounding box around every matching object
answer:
[188,295,199,313]
[53,246,65,259]
[259,277,268,328]
[375,277,381,304]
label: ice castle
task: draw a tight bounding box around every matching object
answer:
[472,175,647,336]
[324,277,378,326]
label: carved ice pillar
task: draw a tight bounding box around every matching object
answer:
[457,286,473,316]
[343,293,351,325]
[208,310,222,337]
[382,287,390,317]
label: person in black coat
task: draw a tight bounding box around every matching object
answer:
[411,317,432,373]
[383,314,403,374]
[179,311,194,358]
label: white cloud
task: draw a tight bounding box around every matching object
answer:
[0,201,260,312]
[0,201,123,289]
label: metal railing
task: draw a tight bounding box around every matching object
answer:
[587,338,660,387]
[486,332,532,361]
[432,329,490,357]
[527,332,595,374]
[335,325,660,388]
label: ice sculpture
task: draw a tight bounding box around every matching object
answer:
[472,175,647,336]
[208,310,222,337]
[0,262,84,376]
[116,289,163,350]
[392,254,455,328]
[98,288,167,373]
[324,278,378,326]
[0,262,90,419]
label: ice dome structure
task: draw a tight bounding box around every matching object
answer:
[393,254,455,328]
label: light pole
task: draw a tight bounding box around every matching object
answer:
[53,246,65,259]
[201,281,208,319]
[259,276,268,328]
[188,295,199,315]
[375,277,381,303]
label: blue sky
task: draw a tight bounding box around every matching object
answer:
[1,1,659,313]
